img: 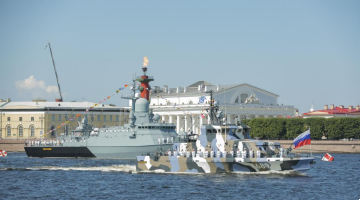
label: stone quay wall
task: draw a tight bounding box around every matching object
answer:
[1,139,360,154]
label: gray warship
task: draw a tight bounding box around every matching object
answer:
[136,91,316,173]
[25,66,177,159]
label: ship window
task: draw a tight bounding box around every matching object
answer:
[222,128,230,133]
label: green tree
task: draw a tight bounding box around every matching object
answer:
[265,118,286,139]
[285,118,305,139]
[304,118,325,140]
[342,118,360,139]
[325,118,344,140]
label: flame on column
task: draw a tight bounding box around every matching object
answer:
[143,56,149,67]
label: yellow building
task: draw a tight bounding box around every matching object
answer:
[0,100,129,139]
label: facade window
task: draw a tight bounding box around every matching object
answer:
[19,117,22,121]
[31,117,34,121]
[241,93,249,103]
[19,126,23,137]
[235,97,239,104]
[65,114,68,121]
[59,114,62,121]
[91,115,94,122]
[30,126,35,137]
[51,126,55,136]
[104,115,107,122]
[7,117,10,121]
[110,115,113,122]
[6,126,11,137]
[97,115,100,122]
[78,115,81,122]
[116,115,119,122]
[52,114,55,121]
[64,125,69,135]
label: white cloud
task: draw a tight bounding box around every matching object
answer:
[15,75,59,99]
[46,85,58,93]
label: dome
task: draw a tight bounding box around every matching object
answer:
[135,98,149,112]
[310,105,315,112]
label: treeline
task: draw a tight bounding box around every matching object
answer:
[242,118,360,140]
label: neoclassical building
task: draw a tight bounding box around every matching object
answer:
[128,81,297,134]
[0,100,129,139]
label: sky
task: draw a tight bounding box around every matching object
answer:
[0,0,359,113]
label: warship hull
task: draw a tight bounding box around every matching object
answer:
[25,146,95,158]
[136,155,315,173]
[25,144,173,159]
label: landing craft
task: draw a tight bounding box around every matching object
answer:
[136,90,315,173]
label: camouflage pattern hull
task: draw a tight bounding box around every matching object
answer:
[136,155,315,173]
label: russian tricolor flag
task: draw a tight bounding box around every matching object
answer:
[294,130,311,149]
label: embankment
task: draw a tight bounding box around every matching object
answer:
[271,140,360,154]
[1,139,359,153]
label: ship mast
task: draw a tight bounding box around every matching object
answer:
[205,90,221,125]
[122,77,138,128]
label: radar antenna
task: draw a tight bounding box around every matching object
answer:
[205,90,222,125]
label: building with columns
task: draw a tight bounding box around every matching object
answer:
[128,81,297,134]
[0,99,129,139]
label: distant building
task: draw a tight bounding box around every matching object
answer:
[0,100,129,139]
[303,104,360,118]
[128,81,298,134]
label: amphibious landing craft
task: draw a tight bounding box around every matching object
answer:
[136,91,315,173]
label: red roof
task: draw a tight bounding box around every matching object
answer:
[303,106,360,116]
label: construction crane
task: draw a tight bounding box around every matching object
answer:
[47,42,63,102]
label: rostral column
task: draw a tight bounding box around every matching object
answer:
[136,66,154,101]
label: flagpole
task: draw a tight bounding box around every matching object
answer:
[309,127,312,157]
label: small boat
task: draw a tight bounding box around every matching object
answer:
[136,90,315,173]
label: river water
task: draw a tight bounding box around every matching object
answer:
[0,152,359,200]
